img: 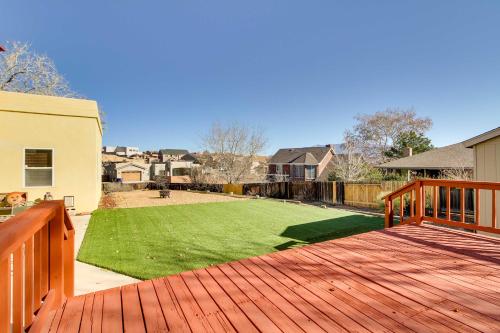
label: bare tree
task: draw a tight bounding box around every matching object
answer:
[352,108,432,163]
[203,123,266,184]
[0,41,77,97]
[332,131,368,181]
[439,166,473,180]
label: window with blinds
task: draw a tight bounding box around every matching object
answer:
[24,149,53,187]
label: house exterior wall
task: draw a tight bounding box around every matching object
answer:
[473,135,500,229]
[318,150,334,176]
[0,91,102,213]
[150,163,166,179]
[166,161,193,176]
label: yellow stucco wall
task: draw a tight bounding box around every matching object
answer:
[0,91,102,213]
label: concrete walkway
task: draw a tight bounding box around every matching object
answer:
[72,215,139,296]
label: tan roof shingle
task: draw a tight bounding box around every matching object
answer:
[378,143,473,170]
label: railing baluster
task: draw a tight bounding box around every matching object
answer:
[13,247,24,333]
[25,236,34,327]
[0,256,11,333]
[416,181,423,224]
[420,184,426,220]
[41,224,49,297]
[34,230,42,311]
[446,187,451,221]
[475,189,480,225]
[400,195,404,223]
[460,188,465,223]
[410,190,414,218]
[433,186,438,218]
[493,190,497,229]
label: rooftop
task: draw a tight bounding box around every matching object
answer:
[159,148,189,155]
[270,146,332,164]
[0,90,102,135]
[464,126,500,148]
[47,224,500,332]
[378,142,473,170]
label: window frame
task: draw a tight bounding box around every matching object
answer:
[276,164,283,174]
[23,148,55,188]
[305,165,317,180]
[293,165,304,178]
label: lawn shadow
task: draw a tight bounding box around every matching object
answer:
[275,214,383,251]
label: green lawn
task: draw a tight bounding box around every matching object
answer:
[77,200,383,279]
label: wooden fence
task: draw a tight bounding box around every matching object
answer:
[148,180,409,210]
[242,181,408,209]
[242,182,337,203]
[343,181,407,209]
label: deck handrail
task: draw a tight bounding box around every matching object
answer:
[385,179,500,235]
[0,201,74,333]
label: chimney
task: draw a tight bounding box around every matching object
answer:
[325,144,334,148]
[403,147,413,157]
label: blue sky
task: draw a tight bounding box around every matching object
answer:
[2,1,500,154]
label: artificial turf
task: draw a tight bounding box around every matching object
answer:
[77,199,383,279]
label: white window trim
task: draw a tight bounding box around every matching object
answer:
[23,147,55,188]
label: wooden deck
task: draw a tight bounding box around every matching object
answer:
[44,224,500,332]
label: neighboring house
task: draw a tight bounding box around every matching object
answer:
[0,91,102,213]
[103,146,141,157]
[150,158,200,183]
[150,162,167,179]
[463,127,500,230]
[378,143,473,179]
[165,160,197,183]
[158,149,189,162]
[103,146,117,153]
[268,145,335,182]
[104,162,150,183]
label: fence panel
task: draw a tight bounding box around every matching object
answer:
[343,181,408,209]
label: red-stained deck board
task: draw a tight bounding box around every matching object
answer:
[121,284,145,333]
[47,224,500,332]
[137,280,168,332]
[101,288,122,332]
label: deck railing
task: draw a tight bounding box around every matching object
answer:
[0,201,74,333]
[385,179,500,234]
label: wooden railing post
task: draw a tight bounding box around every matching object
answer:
[64,228,75,298]
[49,202,65,306]
[385,197,393,228]
[415,181,423,224]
